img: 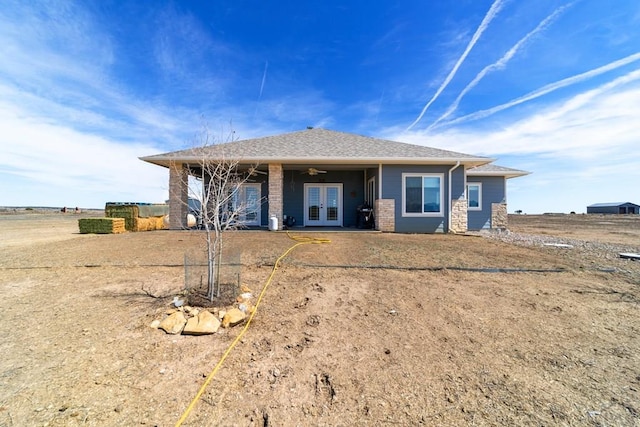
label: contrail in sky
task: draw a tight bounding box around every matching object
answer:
[406,0,505,131]
[432,51,640,128]
[374,88,385,124]
[428,4,572,131]
[259,60,269,99]
[253,60,269,118]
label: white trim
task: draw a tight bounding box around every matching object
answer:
[234,183,262,226]
[367,176,376,205]
[143,156,495,169]
[401,173,445,217]
[303,183,343,226]
[466,182,482,211]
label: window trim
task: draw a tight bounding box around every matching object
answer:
[401,173,444,217]
[467,182,482,211]
[232,183,262,226]
[366,176,376,206]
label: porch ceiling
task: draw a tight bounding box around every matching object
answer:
[282,163,378,171]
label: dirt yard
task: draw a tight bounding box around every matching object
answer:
[0,211,639,426]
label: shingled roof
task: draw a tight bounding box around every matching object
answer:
[141,128,493,167]
[467,163,530,178]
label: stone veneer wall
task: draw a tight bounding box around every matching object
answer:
[169,162,189,230]
[268,163,283,230]
[450,198,468,233]
[374,199,395,232]
[491,203,508,229]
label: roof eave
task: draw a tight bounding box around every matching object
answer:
[467,170,531,179]
[140,155,495,168]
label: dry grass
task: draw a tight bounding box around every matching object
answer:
[0,213,638,426]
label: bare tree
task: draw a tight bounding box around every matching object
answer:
[172,126,261,301]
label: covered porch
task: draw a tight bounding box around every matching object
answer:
[168,161,381,231]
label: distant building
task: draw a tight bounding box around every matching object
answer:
[587,202,639,214]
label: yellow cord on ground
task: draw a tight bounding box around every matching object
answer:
[175,232,330,426]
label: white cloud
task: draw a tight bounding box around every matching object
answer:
[384,70,640,214]
[407,0,505,130]
[393,70,640,160]
[435,52,640,129]
[428,4,572,130]
[0,106,168,208]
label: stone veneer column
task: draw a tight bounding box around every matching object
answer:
[450,198,468,233]
[169,162,189,230]
[268,163,283,230]
[374,199,395,232]
[491,203,508,230]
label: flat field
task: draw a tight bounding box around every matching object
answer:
[0,211,639,426]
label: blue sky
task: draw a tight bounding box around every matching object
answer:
[1,0,639,213]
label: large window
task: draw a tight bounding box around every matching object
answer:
[402,173,443,216]
[467,182,482,210]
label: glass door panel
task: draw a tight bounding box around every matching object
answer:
[304,184,342,226]
[244,185,259,224]
[308,187,321,221]
[325,186,339,222]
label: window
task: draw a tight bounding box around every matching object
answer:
[467,183,482,210]
[231,183,261,226]
[402,173,443,216]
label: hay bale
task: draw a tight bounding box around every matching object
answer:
[156,216,168,230]
[78,218,126,234]
[105,203,169,232]
[105,204,139,231]
[132,217,150,232]
[131,216,167,231]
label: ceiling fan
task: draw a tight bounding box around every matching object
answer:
[247,166,268,176]
[302,167,327,176]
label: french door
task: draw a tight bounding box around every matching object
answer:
[304,184,342,226]
[233,183,261,226]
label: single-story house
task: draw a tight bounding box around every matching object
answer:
[587,202,639,215]
[140,128,529,233]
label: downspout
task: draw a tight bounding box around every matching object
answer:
[378,163,383,231]
[447,161,461,233]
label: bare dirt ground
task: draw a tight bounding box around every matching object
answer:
[0,211,639,426]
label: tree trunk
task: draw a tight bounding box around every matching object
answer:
[216,233,223,298]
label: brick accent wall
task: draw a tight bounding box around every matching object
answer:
[491,203,508,229]
[450,198,468,233]
[268,163,283,230]
[374,199,395,232]
[169,162,189,230]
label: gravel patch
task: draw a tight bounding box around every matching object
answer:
[475,229,640,277]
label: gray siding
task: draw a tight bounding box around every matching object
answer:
[451,165,465,200]
[467,176,505,230]
[382,164,463,233]
[587,206,618,214]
